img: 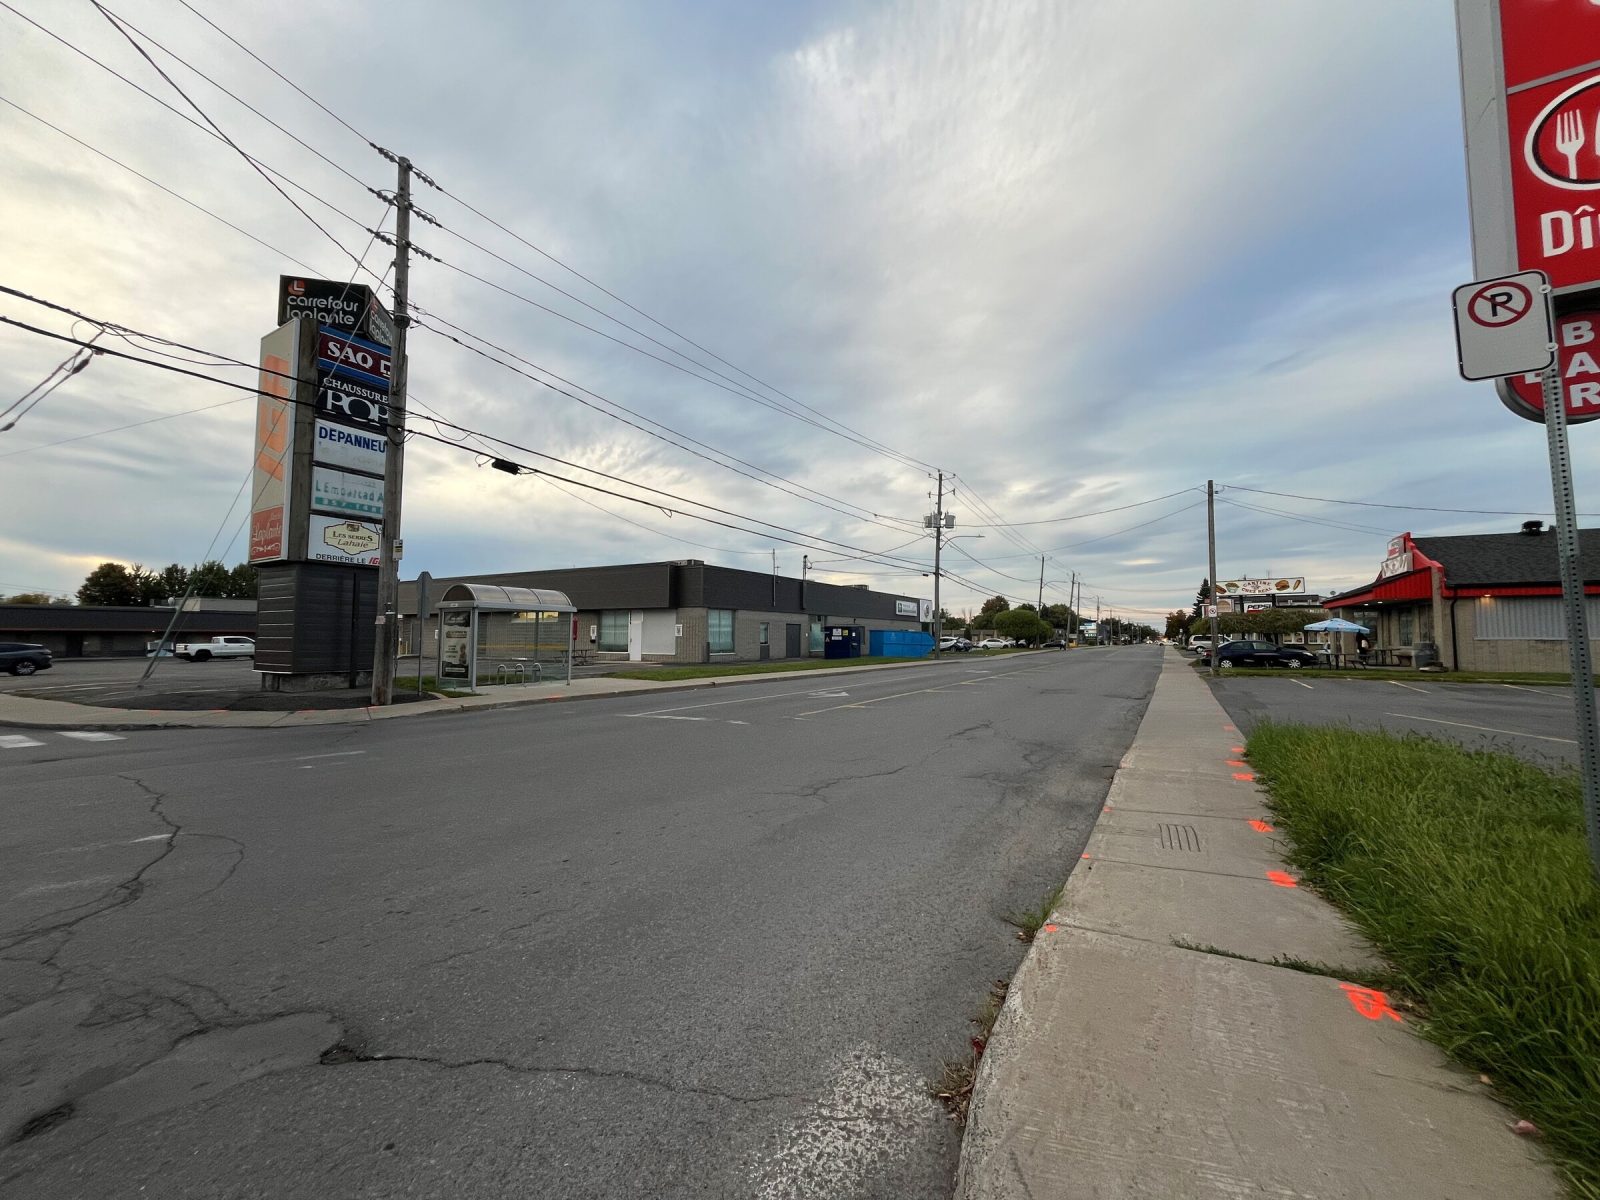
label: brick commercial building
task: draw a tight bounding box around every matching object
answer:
[1324,523,1600,672]
[0,600,256,658]
[398,560,928,666]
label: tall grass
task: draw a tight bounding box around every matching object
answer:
[1247,724,1600,1196]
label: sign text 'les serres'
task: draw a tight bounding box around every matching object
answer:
[316,329,391,428]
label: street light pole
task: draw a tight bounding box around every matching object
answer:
[932,471,945,659]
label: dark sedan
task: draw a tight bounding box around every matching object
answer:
[1201,640,1318,670]
[0,641,53,676]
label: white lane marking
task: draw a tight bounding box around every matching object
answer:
[293,750,368,761]
[798,682,966,717]
[1292,680,1314,689]
[59,731,126,742]
[807,691,849,698]
[48,834,170,854]
[1385,712,1576,744]
[728,720,749,725]
[19,875,119,896]
[1502,683,1560,696]
[640,714,710,721]
[0,735,45,749]
[1387,680,1429,693]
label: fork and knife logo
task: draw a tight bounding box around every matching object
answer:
[1526,74,1600,189]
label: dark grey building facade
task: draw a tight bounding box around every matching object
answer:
[398,560,927,665]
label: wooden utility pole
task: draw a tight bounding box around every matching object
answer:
[370,157,411,705]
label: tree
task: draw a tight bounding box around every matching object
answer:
[155,563,190,602]
[1191,579,1212,622]
[225,561,258,599]
[1042,603,1074,630]
[1164,609,1190,639]
[979,595,1010,620]
[129,564,165,607]
[3,592,63,605]
[994,608,1048,645]
[187,560,233,597]
[77,562,138,606]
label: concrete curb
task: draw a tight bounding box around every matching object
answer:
[0,650,1053,730]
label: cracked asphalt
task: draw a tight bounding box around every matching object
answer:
[0,647,1159,1198]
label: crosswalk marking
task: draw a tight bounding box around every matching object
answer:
[1,731,127,749]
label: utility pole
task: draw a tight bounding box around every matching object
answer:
[931,470,945,659]
[771,548,777,608]
[370,156,411,706]
[1037,555,1045,611]
[1207,479,1220,677]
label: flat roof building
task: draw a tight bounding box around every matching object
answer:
[399,559,928,665]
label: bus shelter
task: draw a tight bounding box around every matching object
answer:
[434,583,576,690]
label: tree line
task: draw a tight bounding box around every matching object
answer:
[941,595,1156,644]
[0,561,260,607]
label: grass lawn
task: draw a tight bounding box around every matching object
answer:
[607,648,1031,682]
[392,675,474,698]
[1247,724,1600,1196]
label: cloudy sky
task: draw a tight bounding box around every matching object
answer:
[0,0,1577,624]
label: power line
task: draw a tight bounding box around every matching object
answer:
[1220,483,1592,518]
[164,0,940,476]
[1042,498,1207,552]
[1216,495,1395,537]
[958,488,1204,529]
[0,313,935,572]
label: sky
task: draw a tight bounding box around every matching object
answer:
[0,0,1581,626]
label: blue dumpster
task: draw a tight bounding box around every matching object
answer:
[868,629,935,658]
[823,626,863,659]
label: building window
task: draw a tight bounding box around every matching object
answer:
[598,610,629,652]
[1397,609,1414,646]
[759,622,769,646]
[709,608,735,654]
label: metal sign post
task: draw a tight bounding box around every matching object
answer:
[1540,365,1600,879]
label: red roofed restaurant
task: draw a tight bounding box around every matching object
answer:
[1324,523,1600,673]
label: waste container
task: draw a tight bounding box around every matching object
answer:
[823,626,862,659]
[1414,641,1440,668]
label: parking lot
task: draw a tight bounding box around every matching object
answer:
[1206,672,1581,769]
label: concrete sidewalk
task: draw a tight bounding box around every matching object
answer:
[957,652,1560,1199]
[0,652,1042,730]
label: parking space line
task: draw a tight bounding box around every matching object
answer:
[293,750,367,761]
[0,734,45,749]
[1291,680,1313,689]
[1385,712,1575,744]
[1501,683,1561,697]
[1386,680,1429,693]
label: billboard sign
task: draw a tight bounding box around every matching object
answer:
[1215,577,1305,597]
[249,322,299,563]
[313,419,387,475]
[314,328,391,429]
[308,515,382,566]
[895,599,919,618]
[1500,307,1600,422]
[311,466,384,520]
[1457,0,1600,294]
[278,276,394,346]
[440,610,472,680]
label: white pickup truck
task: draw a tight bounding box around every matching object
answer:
[173,636,255,662]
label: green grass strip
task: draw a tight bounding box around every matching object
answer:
[1247,724,1600,1196]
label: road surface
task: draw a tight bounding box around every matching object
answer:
[0,647,1160,1199]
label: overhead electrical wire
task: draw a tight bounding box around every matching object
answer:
[0,313,936,573]
[1220,483,1590,518]
[958,487,1204,528]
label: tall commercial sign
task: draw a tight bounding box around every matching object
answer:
[249,322,300,564]
[1456,0,1600,421]
[252,277,397,689]
[1457,0,1600,877]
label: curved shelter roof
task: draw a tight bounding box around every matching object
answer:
[436,583,575,612]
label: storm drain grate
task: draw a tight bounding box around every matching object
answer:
[1159,823,1201,852]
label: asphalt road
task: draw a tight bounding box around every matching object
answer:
[0,646,1160,1199]
[1205,672,1582,769]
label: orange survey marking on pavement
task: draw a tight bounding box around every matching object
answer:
[1042,923,1059,933]
[1080,852,1093,860]
[1248,818,1275,833]
[1266,870,1297,888]
[1340,983,1403,1023]
[1232,772,1255,782]
[1230,745,1245,754]
[1226,759,1248,767]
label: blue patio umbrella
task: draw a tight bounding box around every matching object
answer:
[1302,617,1370,633]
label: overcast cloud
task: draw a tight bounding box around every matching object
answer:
[0,1,1576,623]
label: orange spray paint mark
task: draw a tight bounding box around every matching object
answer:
[1266,870,1297,888]
[1080,852,1093,860]
[1230,746,1245,754]
[1223,724,1237,732]
[1232,772,1255,782]
[1248,819,1275,833]
[1042,923,1059,933]
[1226,759,1248,768]
[1340,983,1403,1022]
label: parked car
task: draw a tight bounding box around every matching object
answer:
[1187,638,1223,655]
[0,641,53,676]
[1202,640,1318,670]
[1043,638,1069,649]
[973,637,1009,650]
[173,636,255,662]
[937,636,972,652]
